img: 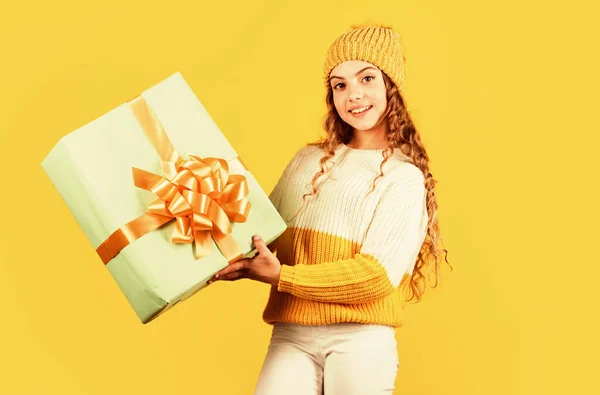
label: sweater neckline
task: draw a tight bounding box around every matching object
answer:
[341,143,388,153]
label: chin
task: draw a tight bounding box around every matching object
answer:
[355,124,378,131]
[342,111,385,131]
[344,119,378,131]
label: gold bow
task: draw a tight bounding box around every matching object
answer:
[95,96,250,265]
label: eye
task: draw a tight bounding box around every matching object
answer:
[333,82,345,89]
[363,75,375,82]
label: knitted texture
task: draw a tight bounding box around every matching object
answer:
[323,24,406,94]
[262,144,429,327]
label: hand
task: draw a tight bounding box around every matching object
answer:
[207,235,281,286]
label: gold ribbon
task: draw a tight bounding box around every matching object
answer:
[95,96,251,265]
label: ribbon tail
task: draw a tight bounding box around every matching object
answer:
[213,231,243,264]
[96,212,173,265]
[193,230,213,260]
[172,217,193,244]
[129,96,179,163]
[132,167,164,190]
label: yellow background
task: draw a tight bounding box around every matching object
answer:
[1,0,598,394]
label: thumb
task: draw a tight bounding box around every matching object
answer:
[253,235,269,255]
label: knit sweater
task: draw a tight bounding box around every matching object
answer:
[262,143,429,328]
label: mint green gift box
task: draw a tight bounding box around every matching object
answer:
[41,72,287,324]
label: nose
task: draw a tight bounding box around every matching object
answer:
[348,85,364,101]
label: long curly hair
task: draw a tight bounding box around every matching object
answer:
[289,71,452,303]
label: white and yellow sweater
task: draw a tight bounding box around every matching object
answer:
[263,144,429,328]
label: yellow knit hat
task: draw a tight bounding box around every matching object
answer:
[323,24,406,94]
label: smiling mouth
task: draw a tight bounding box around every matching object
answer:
[349,105,373,114]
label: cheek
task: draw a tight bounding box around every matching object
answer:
[333,96,346,117]
[373,91,387,110]
[377,85,388,105]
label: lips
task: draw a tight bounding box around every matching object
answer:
[348,105,373,116]
[348,105,372,114]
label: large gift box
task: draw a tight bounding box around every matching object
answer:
[41,72,287,323]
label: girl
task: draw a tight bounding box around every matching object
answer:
[208,24,451,395]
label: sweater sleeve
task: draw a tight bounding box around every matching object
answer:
[268,147,307,212]
[276,166,429,304]
[267,147,307,252]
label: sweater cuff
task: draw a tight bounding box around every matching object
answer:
[277,264,295,293]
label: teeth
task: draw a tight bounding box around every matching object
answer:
[350,105,371,114]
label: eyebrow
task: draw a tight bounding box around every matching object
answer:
[329,66,378,83]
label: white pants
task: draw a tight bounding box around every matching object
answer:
[254,322,400,395]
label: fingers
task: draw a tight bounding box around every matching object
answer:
[206,235,268,286]
[209,269,247,283]
[214,259,248,278]
[221,270,247,281]
[208,258,250,285]
[253,235,270,255]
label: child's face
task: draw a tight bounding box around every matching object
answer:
[329,60,388,133]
